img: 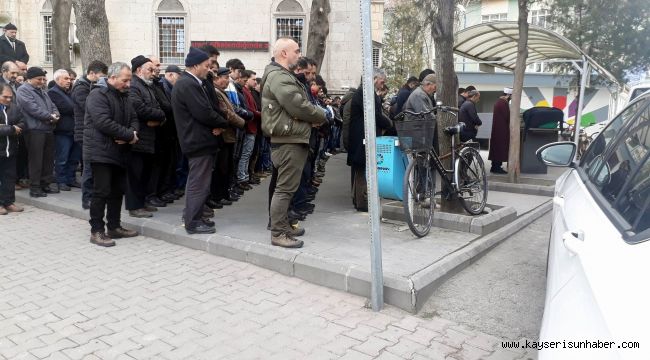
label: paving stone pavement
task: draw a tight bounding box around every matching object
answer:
[0,207,538,360]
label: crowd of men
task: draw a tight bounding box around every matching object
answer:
[1,22,513,249]
[0,24,345,249]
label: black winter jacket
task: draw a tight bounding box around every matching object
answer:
[0,103,24,158]
[82,84,139,167]
[71,76,94,143]
[129,76,166,154]
[152,77,176,141]
[171,72,228,158]
[0,35,29,64]
[48,85,75,135]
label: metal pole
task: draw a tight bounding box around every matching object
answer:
[574,57,589,154]
[360,0,384,311]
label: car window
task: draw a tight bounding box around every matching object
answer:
[580,99,645,171]
[590,103,650,235]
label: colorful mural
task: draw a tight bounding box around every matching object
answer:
[523,87,610,127]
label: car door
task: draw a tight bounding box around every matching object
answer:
[541,96,650,360]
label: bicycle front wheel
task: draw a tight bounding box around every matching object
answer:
[455,147,487,215]
[402,154,435,237]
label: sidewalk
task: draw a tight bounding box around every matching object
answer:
[0,207,539,360]
[14,154,552,312]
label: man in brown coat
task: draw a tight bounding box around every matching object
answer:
[488,87,512,174]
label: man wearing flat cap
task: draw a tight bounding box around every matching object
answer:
[172,47,229,234]
[16,67,60,197]
[0,23,29,71]
[488,87,512,174]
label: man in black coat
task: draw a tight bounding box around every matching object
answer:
[83,62,139,247]
[0,82,25,215]
[48,69,79,191]
[71,60,108,209]
[172,47,228,234]
[125,55,166,218]
[0,24,29,70]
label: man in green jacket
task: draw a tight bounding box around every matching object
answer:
[261,38,326,248]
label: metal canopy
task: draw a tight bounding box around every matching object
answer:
[453,21,619,86]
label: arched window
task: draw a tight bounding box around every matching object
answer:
[155,0,186,65]
[41,0,53,63]
[274,0,306,50]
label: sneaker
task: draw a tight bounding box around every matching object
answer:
[58,183,71,191]
[271,233,304,248]
[90,232,115,247]
[4,204,24,213]
[186,222,216,234]
[106,227,138,239]
[202,217,215,227]
[129,209,153,218]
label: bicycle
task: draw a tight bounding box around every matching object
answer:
[395,105,488,237]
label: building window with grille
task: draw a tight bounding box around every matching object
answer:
[530,9,550,28]
[372,47,381,68]
[481,13,508,23]
[274,0,306,51]
[156,0,187,65]
[43,15,53,63]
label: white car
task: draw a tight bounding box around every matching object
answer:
[536,91,650,360]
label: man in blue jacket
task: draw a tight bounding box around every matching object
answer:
[48,69,79,191]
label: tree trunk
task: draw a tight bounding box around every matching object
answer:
[305,0,331,71]
[71,0,112,71]
[507,0,530,183]
[432,0,462,213]
[52,0,72,70]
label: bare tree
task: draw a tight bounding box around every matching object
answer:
[507,0,530,182]
[305,0,331,71]
[71,0,112,70]
[52,0,73,70]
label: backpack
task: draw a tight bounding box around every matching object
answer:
[340,88,356,150]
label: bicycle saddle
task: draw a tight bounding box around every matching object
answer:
[444,123,465,135]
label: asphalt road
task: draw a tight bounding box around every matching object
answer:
[419,212,552,342]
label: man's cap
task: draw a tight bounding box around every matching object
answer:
[185,47,210,67]
[3,23,17,31]
[26,67,47,79]
[503,87,513,95]
[131,55,151,73]
[216,67,231,77]
[418,69,435,82]
[165,65,182,74]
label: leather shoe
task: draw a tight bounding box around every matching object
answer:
[160,193,177,202]
[43,184,59,194]
[186,222,216,234]
[90,232,115,247]
[206,199,223,209]
[107,227,138,239]
[304,194,316,202]
[30,190,47,198]
[5,204,24,212]
[238,182,253,191]
[129,209,153,218]
[202,217,215,227]
[144,205,158,212]
[146,197,167,207]
[0,207,6,215]
[173,189,185,197]
[219,199,233,206]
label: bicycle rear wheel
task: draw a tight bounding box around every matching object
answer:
[455,147,487,215]
[402,154,435,237]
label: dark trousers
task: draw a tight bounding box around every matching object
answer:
[156,138,178,197]
[54,134,81,185]
[89,163,126,233]
[81,159,93,205]
[491,161,503,170]
[184,154,215,227]
[291,156,312,209]
[16,134,28,181]
[25,131,55,190]
[175,142,188,190]
[0,156,17,206]
[125,151,153,210]
[212,143,233,201]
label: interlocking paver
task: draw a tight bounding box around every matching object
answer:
[1,206,523,359]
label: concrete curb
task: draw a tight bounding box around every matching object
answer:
[16,191,551,313]
[488,181,555,197]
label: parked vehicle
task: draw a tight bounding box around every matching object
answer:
[536,91,650,360]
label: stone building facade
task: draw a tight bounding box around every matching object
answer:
[1,0,384,92]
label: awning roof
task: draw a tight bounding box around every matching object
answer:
[453,21,620,86]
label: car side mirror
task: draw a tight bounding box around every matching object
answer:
[536,141,576,167]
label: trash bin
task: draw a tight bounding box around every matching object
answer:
[376,136,408,200]
[520,107,564,174]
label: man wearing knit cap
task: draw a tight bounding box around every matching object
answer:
[0,23,29,70]
[172,47,229,234]
[16,67,60,197]
[125,55,166,218]
[488,87,512,174]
